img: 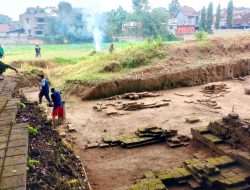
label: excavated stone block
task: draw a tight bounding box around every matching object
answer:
[202,134,223,144]
[129,178,166,190]
[186,118,200,124]
[244,86,250,95]
[86,143,99,149]
[99,143,110,148]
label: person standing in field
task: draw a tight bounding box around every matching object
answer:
[109,43,114,53]
[39,74,51,104]
[51,88,64,123]
[0,45,4,59]
[35,44,41,58]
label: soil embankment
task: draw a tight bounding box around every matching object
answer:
[69,59,250,100]
[68,37,250,100]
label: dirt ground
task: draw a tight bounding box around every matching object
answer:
[23,77,250,190]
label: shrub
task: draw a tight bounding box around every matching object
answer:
[165,32,178,41]
[121,41,164,68]
[122,52,148,68]
[195,30,209,41]
[102,61,122,72]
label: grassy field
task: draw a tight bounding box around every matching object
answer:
[2,40,178,87]
[3,42,137,62]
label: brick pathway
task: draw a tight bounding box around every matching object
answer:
[0,78,28,190]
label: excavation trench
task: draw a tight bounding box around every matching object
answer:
[68,58,250,100]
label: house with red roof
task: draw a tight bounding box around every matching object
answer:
[0,24,10,36]
[168,6,199,36]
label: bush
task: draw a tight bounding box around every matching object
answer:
[165,32,178,41]
[102,61,122,72]
[121,41,164,68]
[122,52,148,68]
[195,30,209,41]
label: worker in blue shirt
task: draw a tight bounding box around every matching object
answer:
[51,88,64,122]
[39,74,51,104]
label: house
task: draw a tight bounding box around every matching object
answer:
[0,24,10,36]
[168,6,199,36]
[219,8,250,29]
[233,12,250,29]
[19,7,49,37]
[122,21,141,34]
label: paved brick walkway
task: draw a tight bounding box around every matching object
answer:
[0,78,28,190]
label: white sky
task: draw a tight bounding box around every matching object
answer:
[1,0,249,20]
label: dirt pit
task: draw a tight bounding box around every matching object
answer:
[23,77,250,190]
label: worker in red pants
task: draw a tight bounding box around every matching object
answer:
[51,88,64,123]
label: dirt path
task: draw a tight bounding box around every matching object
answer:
[23,77,250,190]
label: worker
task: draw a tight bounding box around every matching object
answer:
[38,74,51,104]
[51,88,64,123]
[35,44,41,58]
[0,45,4,59]
[0,61,18,80]
[109,43,114,53]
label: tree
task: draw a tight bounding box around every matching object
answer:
[132,0,149,37]
[58,1,74,23]
[215,4,221,29]
[132,0,149,13]
[227,0,234,28]
[206,2,213,33]
[199,7,207,31]
[107,6,128,37]
[0,14,12,24]
[168,0,181,17]
[143,7,168,37]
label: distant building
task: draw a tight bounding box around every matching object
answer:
[168,6,199,36]
[218,8,250,29]
[19,7,49,37]
[0,24,10,36]
[122,21,141,35]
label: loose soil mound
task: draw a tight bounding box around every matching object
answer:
[15,96,88,190]
[14,70,47,89]
[67,36,250,100]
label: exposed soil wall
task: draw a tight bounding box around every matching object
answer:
[69,58,250,100]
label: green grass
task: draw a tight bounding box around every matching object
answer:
[3,42,139,62]
[2,41,178,87]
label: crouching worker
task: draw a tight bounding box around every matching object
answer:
[51,88,64,124]
[0,61,18,80]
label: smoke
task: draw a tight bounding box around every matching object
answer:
[47,1,106,47]
[86,12,103,51]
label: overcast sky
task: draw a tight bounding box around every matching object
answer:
[1,0,249,20]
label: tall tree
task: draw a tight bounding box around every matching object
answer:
[215,4,221,29]
[168,0,181,17]
[206,2,213,33]
[0,14,12,24]
[132,0,149,13]
[58,1,73,23]
[199,7,207,31]
[107,6,128,37]
[132,0,149,37]
[227,0,234,28]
